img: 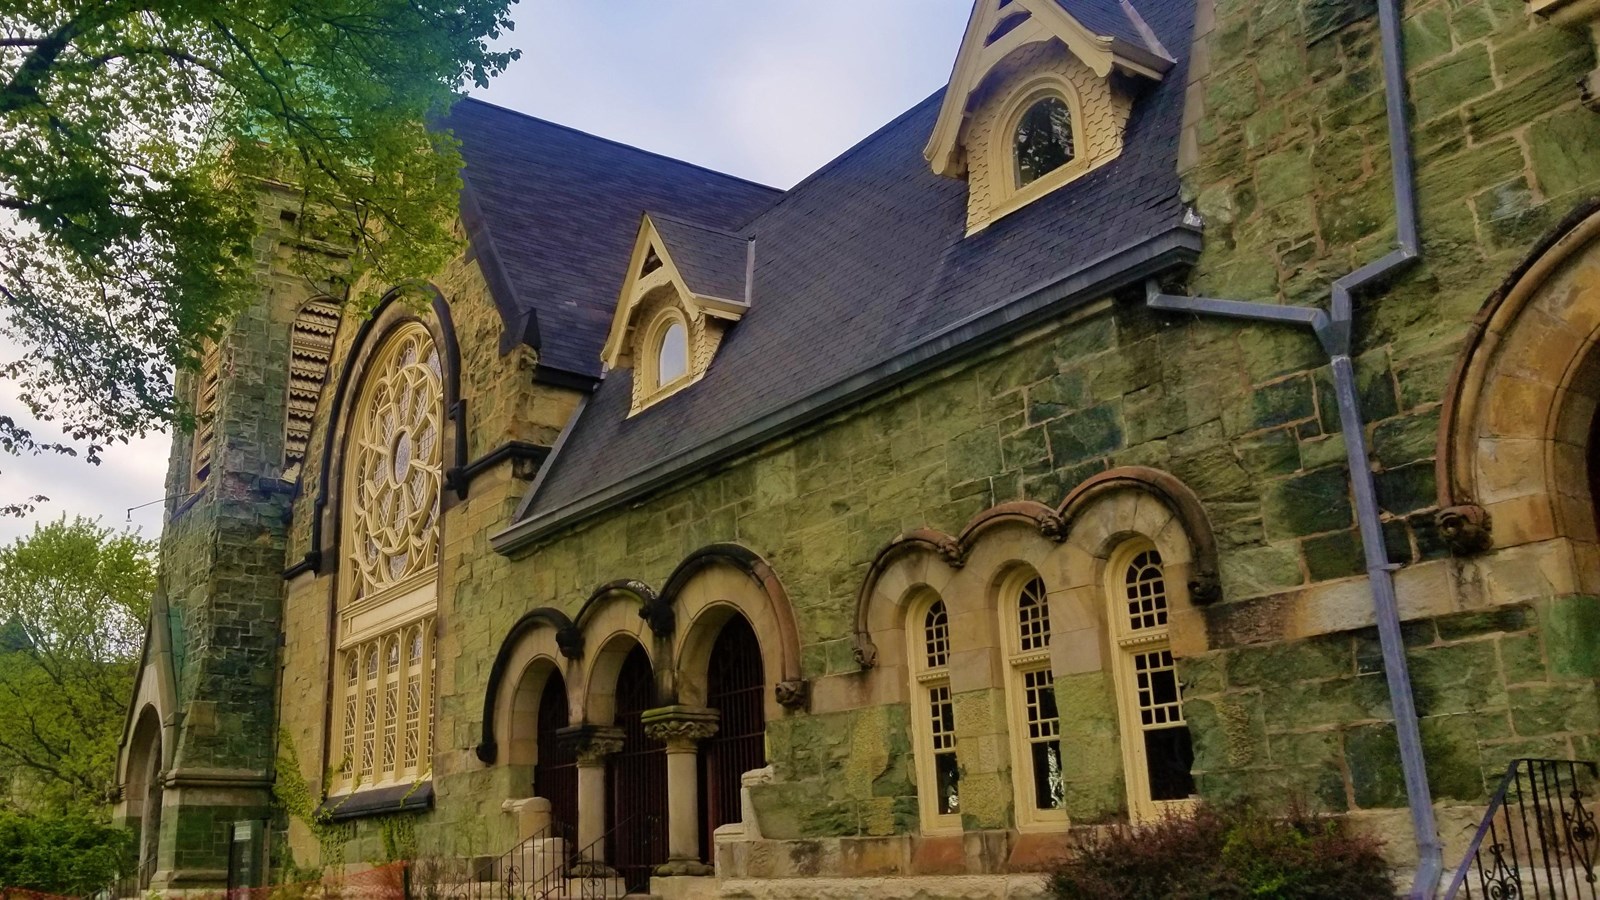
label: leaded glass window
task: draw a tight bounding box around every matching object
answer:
[347,324,443,600]
[336,618,435,790]
[335,321,442,793]
[1014,96,1075,187]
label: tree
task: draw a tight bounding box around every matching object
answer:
[0,0,518,479]
[0,516,154,812]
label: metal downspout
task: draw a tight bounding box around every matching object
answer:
[1147,0,1443,894]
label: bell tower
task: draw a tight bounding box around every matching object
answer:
[114,183,341,890]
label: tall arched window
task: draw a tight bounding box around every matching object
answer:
[1109,541,1195,820]
[1004,574,1064,827]
[333,321,442,792]
[1013,95,1075,188]
[909,595,960,833]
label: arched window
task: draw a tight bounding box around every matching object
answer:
[1109,542,1195,819]
[1004,574,1064,826]
[1013,95,1075,188]
[333,321,442,792]
[657,320,688,387]
[909,595,960,833]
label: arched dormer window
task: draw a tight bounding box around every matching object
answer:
[1013,95,1075,187]
[657,319,688,387]
[1108,541,1195,820]
[1003,573,1065,827]
[909,595,961,833]
[333,320,441,793]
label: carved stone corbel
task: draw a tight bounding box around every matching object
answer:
[1436,504,1493,556]
[774,679,810,711]
[852,633,879,669]
[638,594,676,637]
[554,624,584,660]
[1188,572,1223,606]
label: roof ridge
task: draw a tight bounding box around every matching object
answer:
[647,210,748,240]
[452,96,785,195]
[742,88,949,227]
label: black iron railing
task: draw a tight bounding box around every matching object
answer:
[449,817,650,899]
[1446,758,1600,899]
[453,820,572,900]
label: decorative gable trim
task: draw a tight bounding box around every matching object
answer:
[925,0,1172,178]
[600,214,751,371]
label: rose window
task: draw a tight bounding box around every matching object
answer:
[348,324,443,598]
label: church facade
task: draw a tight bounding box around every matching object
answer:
[115,0,1600,895]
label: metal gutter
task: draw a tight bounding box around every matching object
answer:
[1145,0,1441,894]
[492,226,1203,555]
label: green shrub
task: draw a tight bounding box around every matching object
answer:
[0,809,131,894]
[1049,802,1395,899]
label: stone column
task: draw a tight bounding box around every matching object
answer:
[557,724,624,869]
[641,705,720,877]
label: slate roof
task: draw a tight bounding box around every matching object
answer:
[442,100,781,378]
[508,0,1196,537]
[1054,0,1162,54]
[650,213,750,304]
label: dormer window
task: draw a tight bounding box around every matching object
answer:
[1013,94,1074,187]
[922,0,1173,233]
[601,212,753,415]
[657,319,688,386]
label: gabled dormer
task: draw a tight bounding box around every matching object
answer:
[927,0,1174,232]
[600,212,753,414]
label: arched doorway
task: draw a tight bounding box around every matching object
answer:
[126,707,163,887]
[605,644,667,891]
[697,615,765,861]
[533,672,577,837]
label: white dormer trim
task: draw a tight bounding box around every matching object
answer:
[925,0,1172,178]
[600,215,748,372]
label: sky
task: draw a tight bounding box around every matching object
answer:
[0,1,975,546]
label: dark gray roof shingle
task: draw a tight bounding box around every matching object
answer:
[442,101,781,377]
[1057,0,1161,53]
[516,0,1195,530]
[650,212,750,304]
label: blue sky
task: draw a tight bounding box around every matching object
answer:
[0,1,974,545]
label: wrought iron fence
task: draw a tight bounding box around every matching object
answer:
[1445,758,1600,899]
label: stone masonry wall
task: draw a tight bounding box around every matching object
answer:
[270,0,1600,873]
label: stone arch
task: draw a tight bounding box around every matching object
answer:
[666,544,805,715]
[476,608,581,765]
[585,631,658,727]
[124,704,164,883]
[1437,199,1600,566]
[301,283,465,574]
[1056,476,1207,659]
[852,467,1219,668]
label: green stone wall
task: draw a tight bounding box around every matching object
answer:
[146,186,327,880]
[266,0,1600,868]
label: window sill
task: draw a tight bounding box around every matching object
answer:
[318,780,433,822]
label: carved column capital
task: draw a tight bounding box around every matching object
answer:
[557,724,625,766]
[641,705,720,751]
